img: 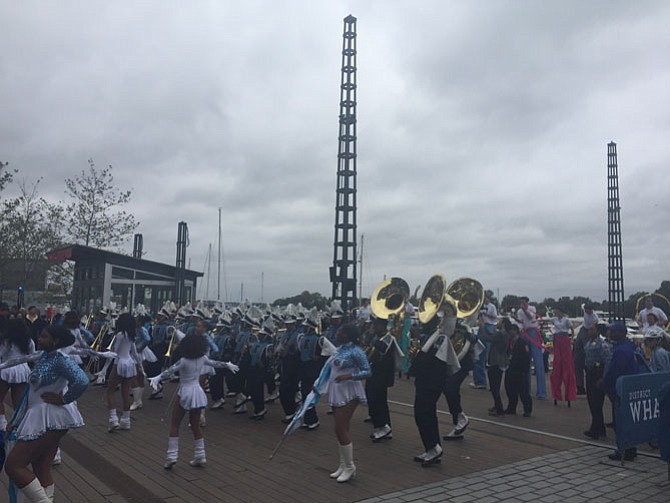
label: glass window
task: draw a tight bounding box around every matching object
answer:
[112,267,135,280]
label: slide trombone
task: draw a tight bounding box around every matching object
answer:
[84,323,108,374]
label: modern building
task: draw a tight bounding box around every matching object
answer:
[47,245,202,314]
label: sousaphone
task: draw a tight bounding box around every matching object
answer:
[371,277,410,321]
[418,274,484,360]
[369,278,410,358]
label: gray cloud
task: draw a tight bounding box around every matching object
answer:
[2,1,669,306]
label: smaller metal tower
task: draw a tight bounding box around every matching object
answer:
[175,222,188,305]
[132,233,143,259]
[607,142,625,321]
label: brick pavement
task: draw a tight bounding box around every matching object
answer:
[356,446,669,503]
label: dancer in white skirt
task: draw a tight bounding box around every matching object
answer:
[107,313,143,432]
[317,323,371,483]
[129,314,155,411]
[149,333,238,469]
[1,325,115,502]
[0,319,36,431]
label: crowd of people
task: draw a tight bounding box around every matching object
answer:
[0,292,668,500]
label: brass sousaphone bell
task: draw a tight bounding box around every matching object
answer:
[371,277,410,321]
[369,278,410,357]
[418,274,484,360]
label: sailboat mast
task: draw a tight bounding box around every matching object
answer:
[218,208,222,301]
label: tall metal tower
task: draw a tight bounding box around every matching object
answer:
[607,142,625,321]
[330,15,358,312]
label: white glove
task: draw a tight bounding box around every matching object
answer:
[149,376,162,392]
[225,362,240,374]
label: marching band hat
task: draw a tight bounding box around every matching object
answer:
[644,326,667,339]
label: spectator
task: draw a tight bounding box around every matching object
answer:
[515,297,546,399]
[603,322,639,461]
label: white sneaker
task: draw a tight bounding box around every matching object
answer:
[52,449,62,465]
[119,418,131,430]
[108,419,120,432]
[210,398,225,410]
[130,400,143,411]
[164,458,177,470]
[189,456,206,467]
[234,394,248,407]
[372,424,392,442]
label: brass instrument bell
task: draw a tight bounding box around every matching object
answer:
[371,277,410,320]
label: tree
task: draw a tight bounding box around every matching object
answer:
[0,161,18,293]
[2,178,64,286]
[273,291,329,310]
[63,159,138,249]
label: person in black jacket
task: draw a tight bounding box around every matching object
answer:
[366,316,397,442]
[505,321,533,417]
[442,323,478,439]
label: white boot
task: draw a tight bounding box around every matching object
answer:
[130,387,143,411]
[329,444,345,479]
[164,437,179,469]
[119,411,131,430]
[108,410,119,432]
[190,438,206,467]
[44,484,55,503]
[19,478,51,502]
[336,443,356,483]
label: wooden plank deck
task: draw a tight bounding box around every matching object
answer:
[0,373,625,502]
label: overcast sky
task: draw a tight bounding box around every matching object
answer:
[2,1,669,306]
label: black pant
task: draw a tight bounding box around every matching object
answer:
[573,328,588,390]
[505,370,532,414]
[443,367,468,424]
[279,356,300,416]
[210,367,226,401]
[413,357,446,450]
[585,367,605,434]
[488,366,504,413]
[366,378,391,428]
[265,366,276,395]
[146,344,167,378]
[248,365,266,414]
[299,360,321,426]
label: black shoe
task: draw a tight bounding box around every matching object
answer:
[488,410,505,417]
[608,450,637,461]
[281,414,294,424]
[487,407,497,413]
[363,416,372,423]
[605,422,614,429]
[504,409,516,415]
[522,411,531,417]
[576,387,586,395]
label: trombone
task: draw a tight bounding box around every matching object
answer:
[84,323,108,374]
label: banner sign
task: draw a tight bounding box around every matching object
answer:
[614,371,670,453]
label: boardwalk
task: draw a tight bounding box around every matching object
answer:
[0,374,665,502]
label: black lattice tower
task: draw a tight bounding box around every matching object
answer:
[330,15,358,312]
[175,221,188,305]
[607,142,625,321]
